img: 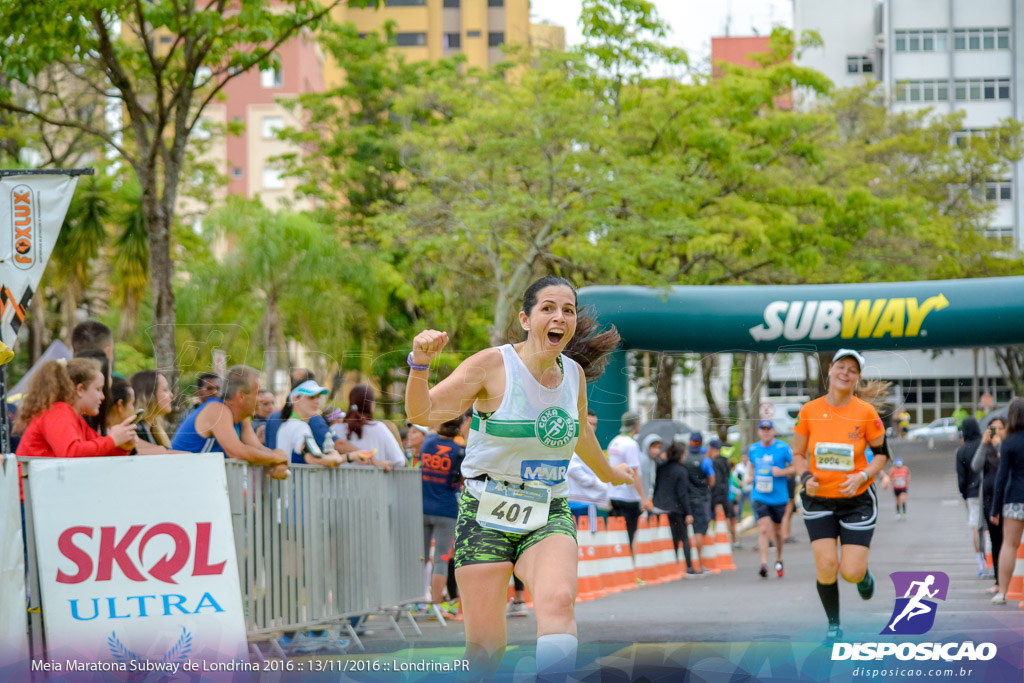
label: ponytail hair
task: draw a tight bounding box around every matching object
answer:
[281,397,294,422]
[854,379,892,405]
[344,384,375,440]
[16,358,102,430]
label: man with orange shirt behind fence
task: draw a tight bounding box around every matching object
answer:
[792,349,888,642]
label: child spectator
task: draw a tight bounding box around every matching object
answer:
[16,358,136,462]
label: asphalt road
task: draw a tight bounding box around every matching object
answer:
[319,439,1022,679]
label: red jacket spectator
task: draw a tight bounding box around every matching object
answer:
[14,358,136,498]
[16,401,131,459]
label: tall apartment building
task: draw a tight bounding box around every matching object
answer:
[195,1,542,213]
[327,0,531,86]
[795,0,1024,248]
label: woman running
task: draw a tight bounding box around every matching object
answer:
[889,458,911,520]
[405,275,633,678]
[792,349,889,641]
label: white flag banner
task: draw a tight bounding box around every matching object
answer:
[29,454,248,672]
[0,173,80,345]
[0,454,28,670]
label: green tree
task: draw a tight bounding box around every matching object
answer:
[0,0,378,404]
[379,49,623,344]
[177,198,373,394]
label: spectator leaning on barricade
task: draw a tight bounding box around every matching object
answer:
[252,389,276,445]
[275,380,351,466]
[421,415,466,605]
[957,417,989,578]
[341,384,406,470]
[71,320,115,436]
[263,369,330,451]
[974,417,1006,595]
[131,370,178,454]
[653,441,696,574]
[16,359,136,468]
[106,377,138,455]
[170,365,289,478]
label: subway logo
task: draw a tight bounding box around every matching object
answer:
[749,294,949,342]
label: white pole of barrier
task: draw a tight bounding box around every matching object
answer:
[0,454,29,669]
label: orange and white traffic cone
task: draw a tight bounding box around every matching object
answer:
[700,519,720,574]
[713,508,736,572]
[1006,543,1024,601]
[606,516,637,591]
[575,516,606,602]
[635,516,657,584]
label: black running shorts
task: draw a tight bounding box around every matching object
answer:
[801,486,878,547]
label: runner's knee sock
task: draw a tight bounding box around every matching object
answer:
[817,581,841,626]
[536,633,577,680]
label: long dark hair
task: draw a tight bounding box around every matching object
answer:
[344,384,375,440]
[1008,398,1024,435]
[510,275,621,383]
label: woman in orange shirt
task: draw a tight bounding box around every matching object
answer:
[792,349,888,641]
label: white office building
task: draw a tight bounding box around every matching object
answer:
[795,0,1024,248]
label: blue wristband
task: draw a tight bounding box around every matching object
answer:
[407,352,430,371]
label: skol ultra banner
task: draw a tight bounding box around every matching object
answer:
[0,173,80,345]
[28,454,247,673]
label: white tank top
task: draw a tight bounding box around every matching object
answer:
[462,344,581,500]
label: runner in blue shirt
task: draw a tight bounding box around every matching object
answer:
[749,419,794,578]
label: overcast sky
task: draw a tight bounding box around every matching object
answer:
[533,0,793,69]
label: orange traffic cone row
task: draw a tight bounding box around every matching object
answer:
[713,508,736,571]
[1006,543,1024,601]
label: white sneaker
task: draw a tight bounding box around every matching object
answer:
[991,593,1007,605]
[507,601,529,617]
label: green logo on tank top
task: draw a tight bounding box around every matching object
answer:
[536,407,576,448]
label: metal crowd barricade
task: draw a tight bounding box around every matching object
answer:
[14,456,424,661]
[224,460,425,646]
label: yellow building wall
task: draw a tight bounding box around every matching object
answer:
[325,0,535,87]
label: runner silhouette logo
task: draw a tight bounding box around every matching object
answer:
[882,571,949,635]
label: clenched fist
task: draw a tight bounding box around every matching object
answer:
[412,329,450,366]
